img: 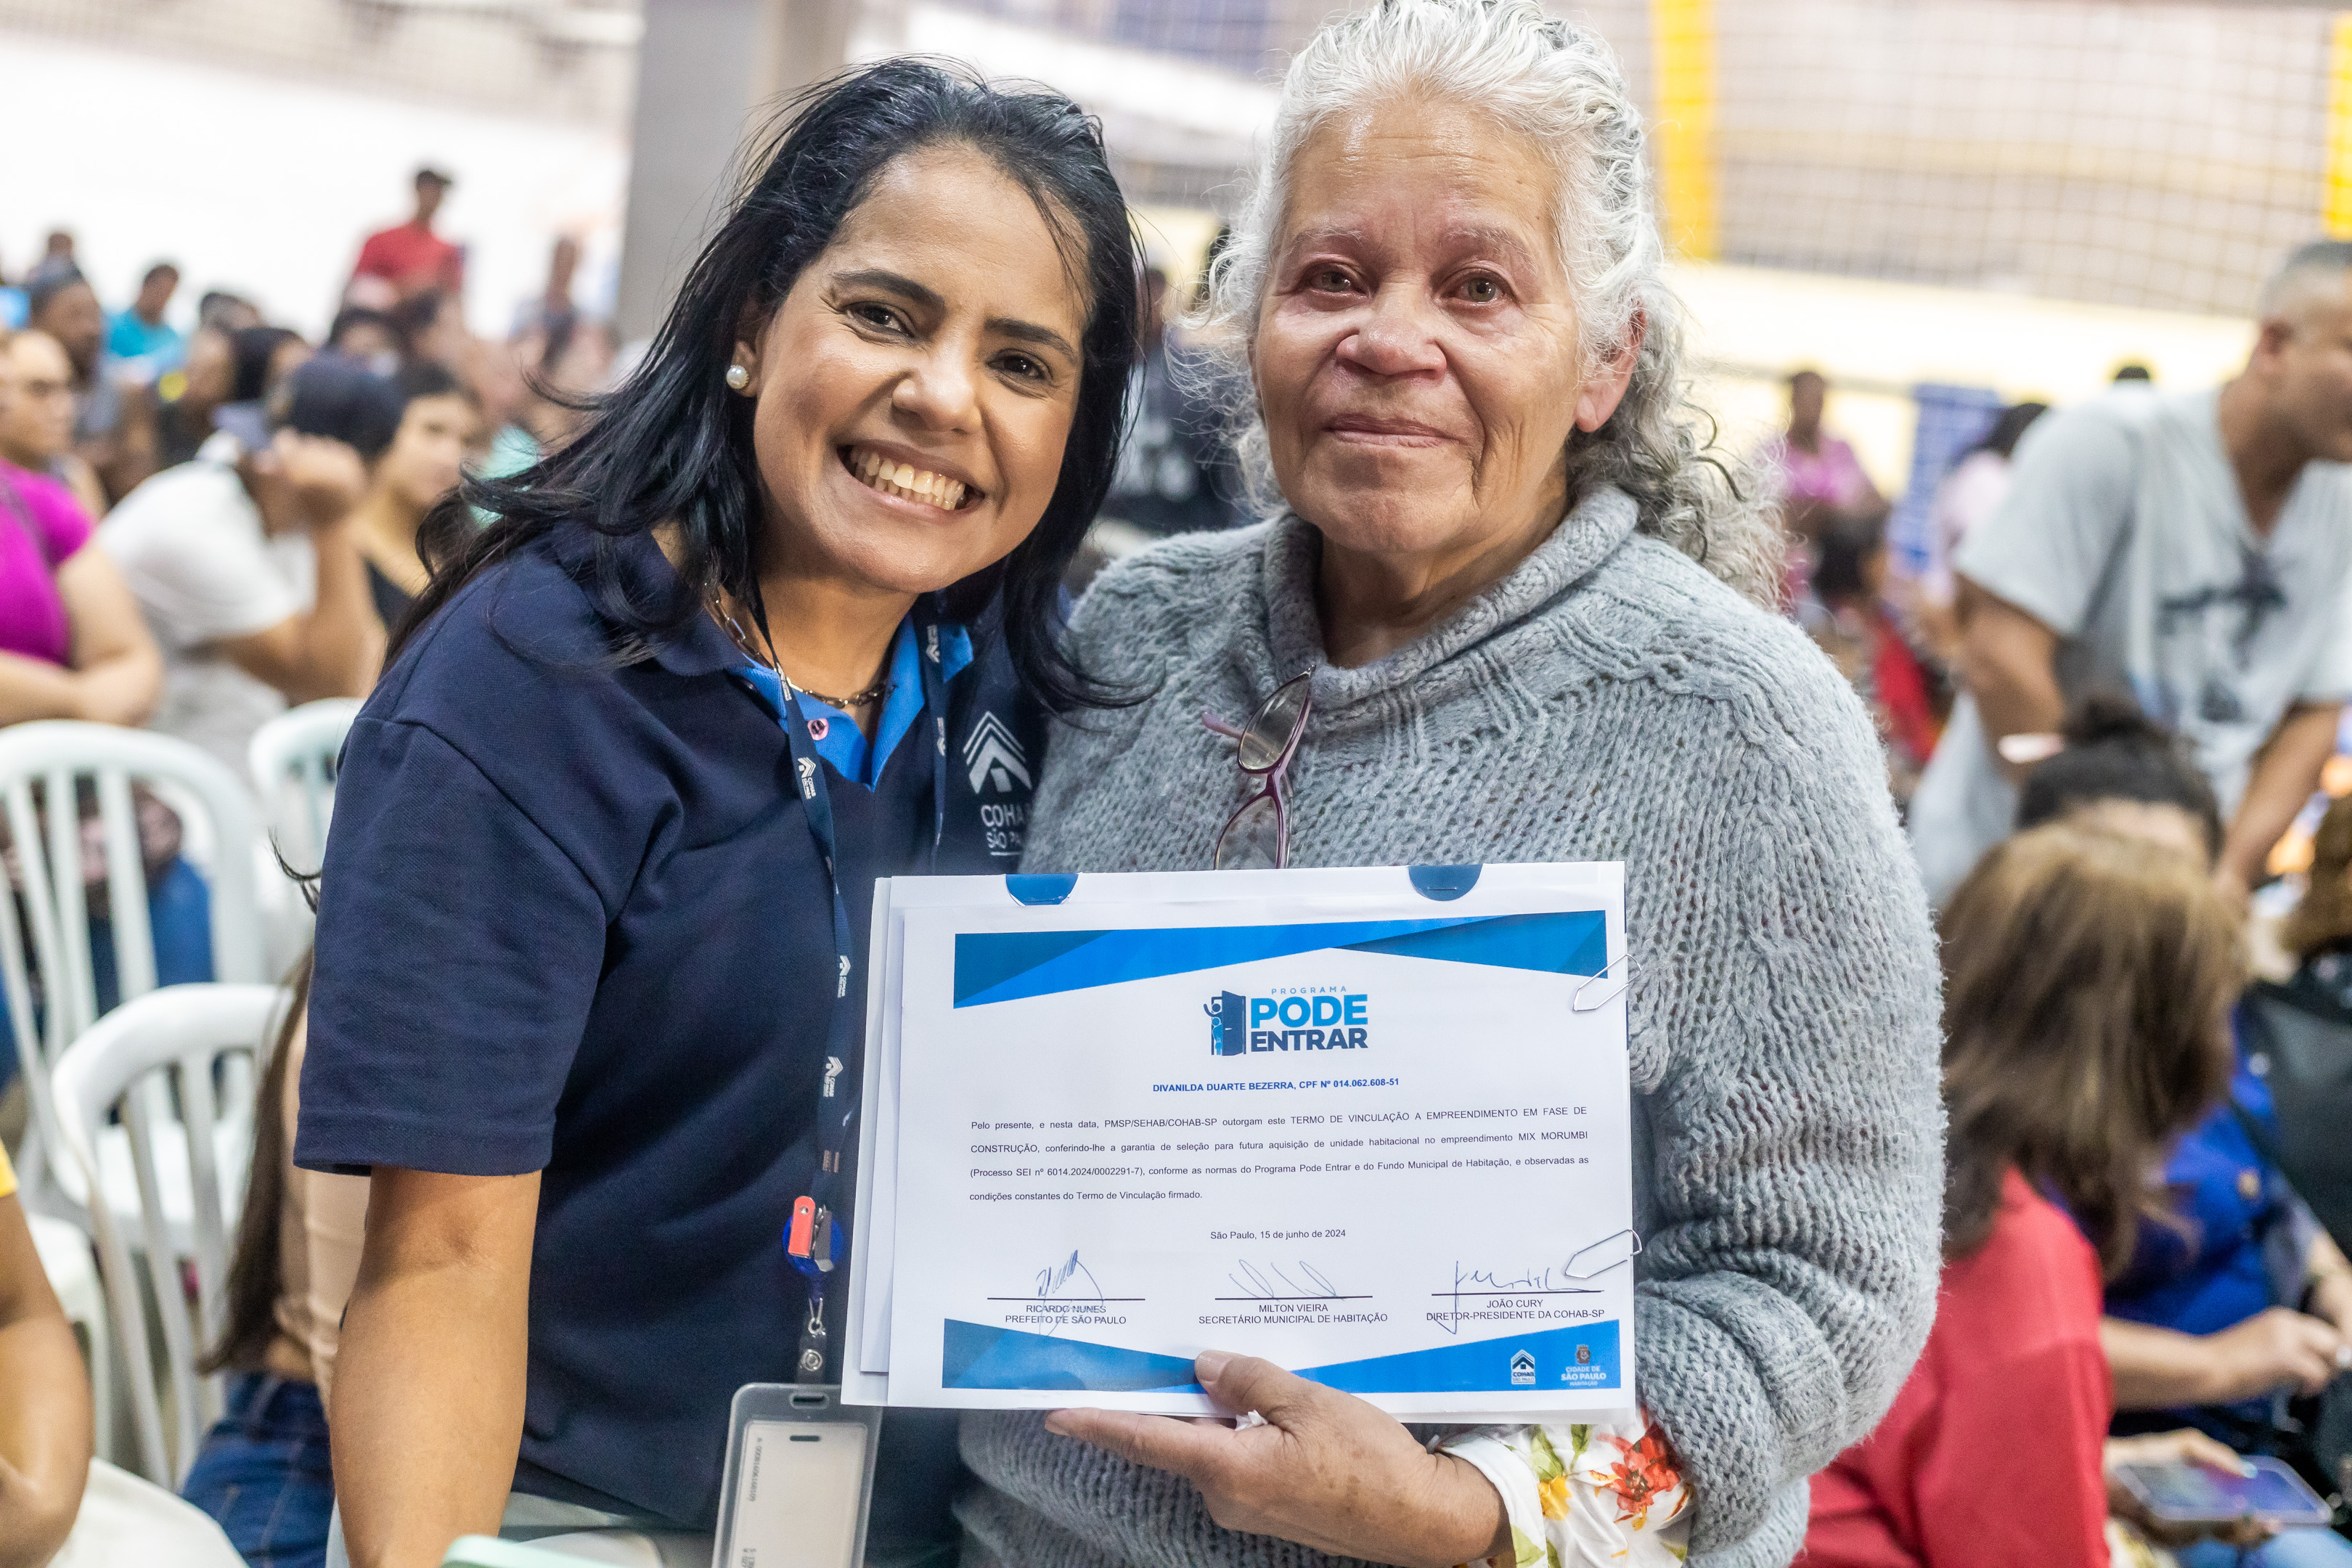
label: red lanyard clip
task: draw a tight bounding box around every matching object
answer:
[786,1195,836,1277]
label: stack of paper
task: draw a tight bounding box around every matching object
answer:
[842,863,1638,1421]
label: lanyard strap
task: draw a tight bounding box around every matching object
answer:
[773,597,950,1380]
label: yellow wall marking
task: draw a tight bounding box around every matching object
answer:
[2329,13,2352,238]
[1649,0,1718,260]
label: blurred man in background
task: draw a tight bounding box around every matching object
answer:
[1910,240,2352,902]
[26,269,156,504]
[25,231,78,290]
[349,166,465,306]
[107,261,182,369]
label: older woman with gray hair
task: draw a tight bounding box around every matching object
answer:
[959,1,1943,1565]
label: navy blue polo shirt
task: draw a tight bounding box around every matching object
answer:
[294,526,1045,1527]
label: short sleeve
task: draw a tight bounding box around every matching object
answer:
[0,1140,15,1199]
[2298,568,2352,704]
[294,716,608,1177]
[352,234,390,280]
[1953,405,2139,638]
[13,473,93,566]
[107,483,299,648]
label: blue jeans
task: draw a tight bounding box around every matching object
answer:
[2177,1530,2352,1568]
[0,856,211,1096]
[181,1371,333,1568]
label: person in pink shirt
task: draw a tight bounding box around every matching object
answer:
[0,326,160,727]
[1765,369,1885,526]
[1760,369,1888,607]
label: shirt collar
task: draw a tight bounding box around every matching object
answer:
[733,619,975,788]
[544,526,743,678]
[543,527,984,695]
[1262,483,1642,712]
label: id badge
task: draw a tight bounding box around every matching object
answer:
[712,1385,883,1568]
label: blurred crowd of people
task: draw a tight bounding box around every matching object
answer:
[0,166,617,777]
[4,99,2352,1567]
[1773,240,2352,1567]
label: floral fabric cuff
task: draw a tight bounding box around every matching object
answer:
[1442,1411,1693,1567]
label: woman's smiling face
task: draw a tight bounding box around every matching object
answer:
[1252,99,1636,563]
[734,143,1090,597]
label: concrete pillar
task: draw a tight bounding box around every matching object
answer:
[615,0,854,344]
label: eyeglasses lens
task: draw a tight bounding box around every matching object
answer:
[1237,676,1310,773]
[1214,792,1283,871]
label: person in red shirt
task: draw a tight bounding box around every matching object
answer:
[1802,823,2255,1567]
[349,167,465,305]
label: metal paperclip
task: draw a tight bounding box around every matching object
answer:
[1572,951,1631,1013]
[1563,1228,1643,1279]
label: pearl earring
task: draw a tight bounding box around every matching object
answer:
[725,363,750,391]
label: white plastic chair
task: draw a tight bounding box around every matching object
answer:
[27,1210,116,1467]
[248,698,359,973]
[49,983,293,1485]
[248,698,360,878]
[0,722,264,1225]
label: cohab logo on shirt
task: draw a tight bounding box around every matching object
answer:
[963,711,1032,794]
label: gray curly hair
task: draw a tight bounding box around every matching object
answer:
[1195,0,1781,605]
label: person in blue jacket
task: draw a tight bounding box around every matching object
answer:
[292,62,1140,1568]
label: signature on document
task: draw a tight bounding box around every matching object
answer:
[1429,1262,1601,1336]
[1217,1259,1373,1302]
[1033,1249,1106,1303]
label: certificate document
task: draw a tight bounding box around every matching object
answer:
[844,863,1635,1420]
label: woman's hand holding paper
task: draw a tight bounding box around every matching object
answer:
[1045,1349,1511,1568]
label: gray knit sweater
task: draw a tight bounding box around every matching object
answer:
[958,487,1943,1568]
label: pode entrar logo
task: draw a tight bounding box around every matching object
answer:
[1204,990,1370,1056]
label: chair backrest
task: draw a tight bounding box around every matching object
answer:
[49,982,293,1486]
[0,722,264,1206]
[247,698,361,876]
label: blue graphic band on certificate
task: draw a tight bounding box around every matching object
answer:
[953,910,1608,1007]
[942,1318,1622,1394]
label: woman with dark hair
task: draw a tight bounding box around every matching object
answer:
[208,325,312,451]
[324,306,407,374]
[1806,513,1942,807]
[293,60,1138,1568]
[1806,823,2255,1567]
[2014,690,2224,861]
[229,326,311,407]
[150,324,237,469]
[347,362,482,626]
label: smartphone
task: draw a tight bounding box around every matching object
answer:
[2113,1455,2334,1527]
[711,1385,883,1568]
